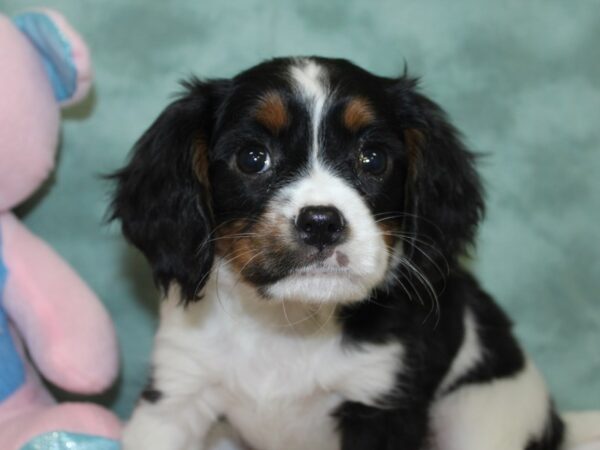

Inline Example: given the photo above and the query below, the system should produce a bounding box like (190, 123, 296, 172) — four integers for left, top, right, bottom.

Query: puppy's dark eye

(358, 149, 387, 175)
(237, 148, 272, 174)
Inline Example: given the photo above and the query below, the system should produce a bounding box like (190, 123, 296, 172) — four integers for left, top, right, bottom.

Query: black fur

(336, 270, 532, 449)
(109, 80, 229, 301)
(396, 88, 484, 283)
(140, 376, 162, 404)
(526, 411, 565, 450)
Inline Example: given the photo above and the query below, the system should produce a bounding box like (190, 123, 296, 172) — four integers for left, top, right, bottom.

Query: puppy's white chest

(217, 321, 401, 450)
(213, 316, 344, 450)
(163, 280, 403, 450)
(223, 388, 341, 450)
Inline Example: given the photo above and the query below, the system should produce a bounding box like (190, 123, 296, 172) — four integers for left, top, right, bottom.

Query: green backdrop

(3, 0, 599, 419)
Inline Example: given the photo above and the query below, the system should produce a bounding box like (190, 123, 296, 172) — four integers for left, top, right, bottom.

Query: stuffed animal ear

(12, 9, 92, 107)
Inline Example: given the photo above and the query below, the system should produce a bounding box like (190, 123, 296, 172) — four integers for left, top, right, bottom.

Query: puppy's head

(111, 57, 483, 305)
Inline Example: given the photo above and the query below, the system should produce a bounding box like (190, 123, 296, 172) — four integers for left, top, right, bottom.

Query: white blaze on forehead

(289, 59, 328, 164)
(265, 60, 390, 303)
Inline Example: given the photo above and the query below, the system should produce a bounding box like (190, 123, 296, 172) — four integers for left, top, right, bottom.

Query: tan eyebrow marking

(255, 91, 289, 134)
(343, 97, 376, 132)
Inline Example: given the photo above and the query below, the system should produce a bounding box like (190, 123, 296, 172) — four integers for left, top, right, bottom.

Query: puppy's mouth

(214, 215, 389, 303)
(292, 264, 352, 277)
(272, 250, 354, 280)
(295, 266, 350, 274)
(290, 249, 352, 275)
(220, 238, 357, 289)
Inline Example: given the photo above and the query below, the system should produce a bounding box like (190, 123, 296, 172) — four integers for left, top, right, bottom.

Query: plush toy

(0, 9, 121, 450)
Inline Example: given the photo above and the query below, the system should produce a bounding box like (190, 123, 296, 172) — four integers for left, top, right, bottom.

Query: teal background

(3, 0, 598, 419)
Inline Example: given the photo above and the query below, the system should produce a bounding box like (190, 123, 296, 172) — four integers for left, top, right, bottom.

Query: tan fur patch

(214, 219, 252, 256)
(214, 219, 259, 274)
(377, 220, 399, 250)
(343, 97, 375, 132)
(214, 215, 291, 278)
(255, 91, 288, 134)
(193, 135, 209, 183)
(403, 129, 425, 181)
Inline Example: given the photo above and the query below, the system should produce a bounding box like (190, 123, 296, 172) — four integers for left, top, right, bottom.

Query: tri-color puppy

(111, 57, 594, 450)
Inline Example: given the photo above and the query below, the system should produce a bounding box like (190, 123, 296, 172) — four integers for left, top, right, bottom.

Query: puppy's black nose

(295, 206, 346, 250)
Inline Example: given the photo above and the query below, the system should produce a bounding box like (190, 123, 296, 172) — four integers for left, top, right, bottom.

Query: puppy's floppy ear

(109, 79, 229, 303)
(392, 77, 484, 273)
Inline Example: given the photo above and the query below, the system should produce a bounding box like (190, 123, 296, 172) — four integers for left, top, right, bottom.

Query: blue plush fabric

(3, 0, 599, 419)
(13, 12, 77, 102)
(20, 432, 120, 450)
(0, 226, 26, 402)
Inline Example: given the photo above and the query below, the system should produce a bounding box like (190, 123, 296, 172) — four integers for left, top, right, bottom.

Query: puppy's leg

(123, 398, 216, 450)
(431, 360, 562, 450)
(123, 286, 229, 450)
(122, 344, 221, 450)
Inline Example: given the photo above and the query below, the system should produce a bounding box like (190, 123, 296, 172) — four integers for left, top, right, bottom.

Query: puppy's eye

(358, 149, 387, 175)
(237, 148, 272, 174)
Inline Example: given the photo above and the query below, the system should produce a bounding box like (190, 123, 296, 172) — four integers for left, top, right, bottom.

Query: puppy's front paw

(122, 406, 193, 450)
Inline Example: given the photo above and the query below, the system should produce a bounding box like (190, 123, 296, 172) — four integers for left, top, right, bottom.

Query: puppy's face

(111, 57, 483, 305)
(210, 59, 407, 303)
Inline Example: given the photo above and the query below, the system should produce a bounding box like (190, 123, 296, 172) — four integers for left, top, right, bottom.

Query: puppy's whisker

(201, 233, 261, 249)
(378, 230, 446, 260)
(373, 215, 413, 224)
(365, 295, 399, 311)
(193, 247, 258, 300)
(375, 230, 450, 289)
(398, 256, 440, 326)
(278, 301, 324, 330)
(398, 267, 425, 307)
(374, 212, 446, 237)
(387, 235, 449, 282)
(311, 301, 337, 338)
(196, 217, 265, 253)
(379, 247, 420, 304)
(281, 297, 293, 330)
(232, 250, 266, 289)
(382, 232, 445, 259)
(213, 249, 267, 321)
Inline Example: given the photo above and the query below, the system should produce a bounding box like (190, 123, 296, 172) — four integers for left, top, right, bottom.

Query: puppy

(111, 56, 571, 450)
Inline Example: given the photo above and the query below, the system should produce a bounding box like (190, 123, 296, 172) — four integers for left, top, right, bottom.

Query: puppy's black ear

(109, 79, 229, 303)
(392, 77, 484, 274)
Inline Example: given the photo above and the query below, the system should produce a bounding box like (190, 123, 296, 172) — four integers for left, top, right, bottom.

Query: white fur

(264, 165, 390, 303)
(430, 359, 551, 450)
(431, 308, 556, 449)
(563, 411, 600, 448)
(437, 308, 482, 395)
(290, 59, 328, 164)
(123, 266, 404, 450)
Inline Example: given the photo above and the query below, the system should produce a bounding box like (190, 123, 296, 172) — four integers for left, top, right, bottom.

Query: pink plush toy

(0, 9, 121, 450)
